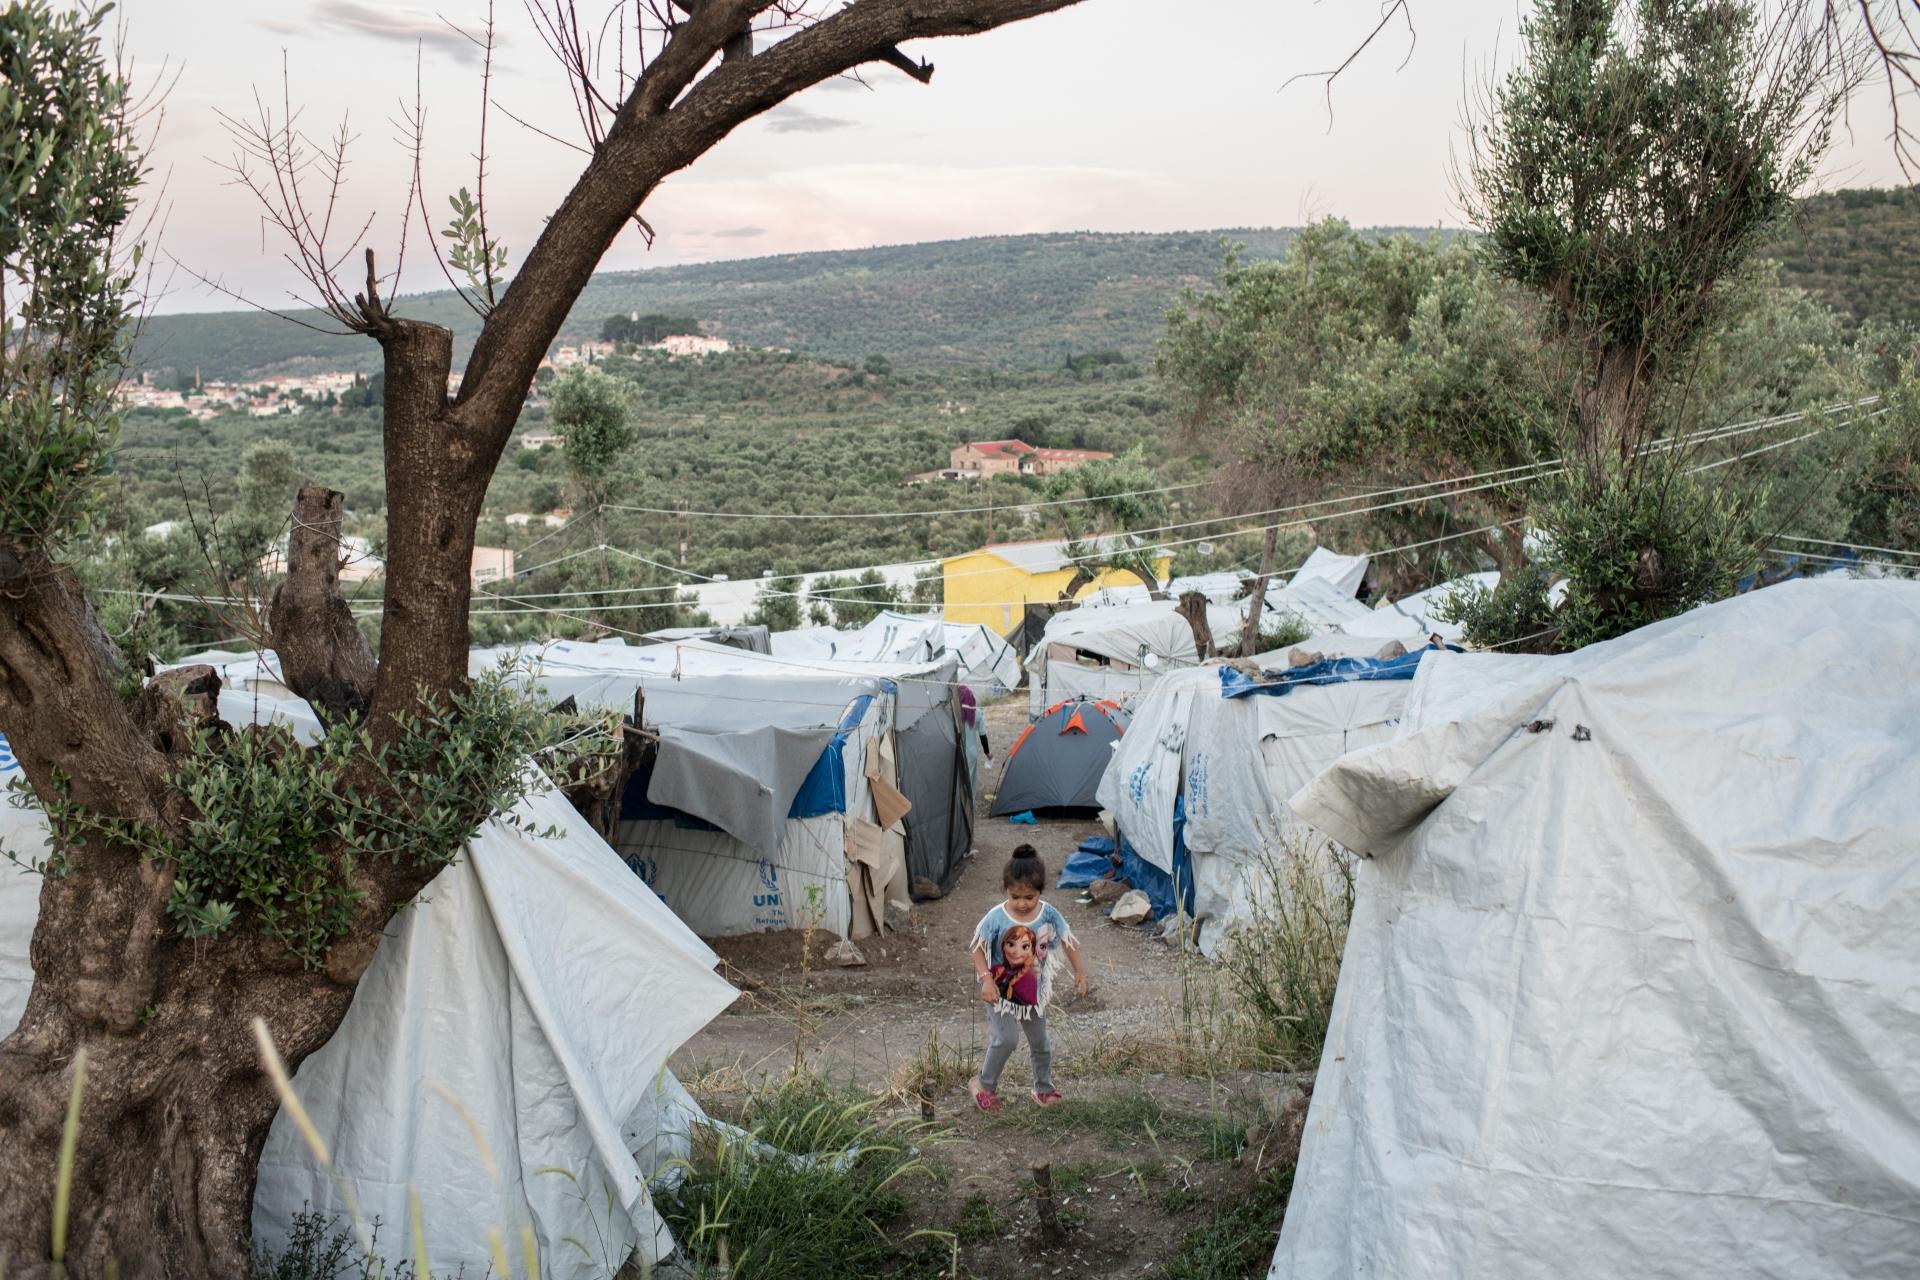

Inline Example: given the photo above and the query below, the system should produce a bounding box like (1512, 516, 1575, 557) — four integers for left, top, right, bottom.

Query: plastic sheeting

(1342, 571, 1500, 644)
(645, 679, 856, 859)
(1077, 570, 1254, 609)
(1024, 599, 1243, 717)
(0, 730, 46, 1032)
(1289, 546, 1370, 597)
(1097, 663, 1412, 955)
(256, 784, 737, 1279)
(481, 640, 974, 929)
(1268, 576, 1378, 632)
(1272, 579, 1920, 1280)
(1219, 649, 1432, 698)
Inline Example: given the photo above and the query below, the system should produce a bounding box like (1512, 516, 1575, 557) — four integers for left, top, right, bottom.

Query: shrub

(1217, 832, 1354, 1073)
(659, 1076, 938, 1279)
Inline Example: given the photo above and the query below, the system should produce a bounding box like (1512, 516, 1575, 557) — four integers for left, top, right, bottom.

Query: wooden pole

(1031, 1160, 1063, 1242)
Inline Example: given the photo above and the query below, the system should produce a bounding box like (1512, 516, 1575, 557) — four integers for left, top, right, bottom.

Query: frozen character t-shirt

(971, 902, 1074, 1019)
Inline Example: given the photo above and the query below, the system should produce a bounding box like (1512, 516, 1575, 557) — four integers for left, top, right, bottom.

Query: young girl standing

(968, 845, 1090, 1110)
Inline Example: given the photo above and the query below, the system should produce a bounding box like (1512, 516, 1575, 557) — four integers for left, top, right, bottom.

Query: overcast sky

(125, 0, 1911, 314)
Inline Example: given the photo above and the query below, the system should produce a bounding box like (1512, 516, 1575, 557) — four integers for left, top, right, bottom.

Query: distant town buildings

(469, 546, 516, 585)
(654, 334, 731, 357)
(120, 369, 365, 420)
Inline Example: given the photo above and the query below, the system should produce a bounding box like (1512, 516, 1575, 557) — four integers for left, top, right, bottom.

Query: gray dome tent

(988, 697, 1129, 816)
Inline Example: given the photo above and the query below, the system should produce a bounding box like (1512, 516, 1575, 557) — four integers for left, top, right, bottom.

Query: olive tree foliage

(807, 567, 904, 627)
(551, 362, 641, 616)
(552, 363, 641, 510)
(1826, 331, 1920, 555)
(1444, 0, 1856, 651)
(1460, 0, 1845, 461)
(1048, 444, 1179, 599)
(0, 0, 144, 549)
(1158, 221, 1565, 617)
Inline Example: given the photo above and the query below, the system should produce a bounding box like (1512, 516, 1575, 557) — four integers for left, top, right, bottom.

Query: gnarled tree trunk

(1238, 523, 1280, 656)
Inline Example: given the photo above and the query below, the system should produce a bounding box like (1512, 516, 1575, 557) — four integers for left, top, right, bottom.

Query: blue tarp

(1060, 840, 1120, 889)
(1118, 796, 1195, 921)
(789, 693, 873, 818)
(1060, 850, 1116, 889)
(1219, 649, 1435, 698)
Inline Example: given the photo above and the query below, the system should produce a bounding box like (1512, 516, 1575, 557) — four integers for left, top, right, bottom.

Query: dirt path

(672, 699, 1187, 1093)
(668, 699, 1290, 1280)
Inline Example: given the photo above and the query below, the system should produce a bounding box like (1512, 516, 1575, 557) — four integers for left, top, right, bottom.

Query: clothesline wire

(708, 399, 1886, 606)
(1771, 533, 1920, 560)
(475, 397, 1873, 611)
(115, 397, 1885, 620)
(1759, 546, 1914, 571)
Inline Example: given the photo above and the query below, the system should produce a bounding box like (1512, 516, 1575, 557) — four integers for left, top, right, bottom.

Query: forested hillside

(135, 186, 1916, 383)
(134, 227, 1328, 379)
(1759, 185, 1920, 330)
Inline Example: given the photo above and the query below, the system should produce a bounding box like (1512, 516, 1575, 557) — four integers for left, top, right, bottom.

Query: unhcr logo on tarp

(753, 858, 780, 907)
(0, 733, 17, 773)
(753, 858, 788, 928)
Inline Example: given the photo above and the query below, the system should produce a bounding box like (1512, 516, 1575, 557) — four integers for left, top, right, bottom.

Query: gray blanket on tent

(642, 677, 877, 856)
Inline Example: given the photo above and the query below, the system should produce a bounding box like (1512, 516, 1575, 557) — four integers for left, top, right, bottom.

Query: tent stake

(1031, 1160, 1063, 1242)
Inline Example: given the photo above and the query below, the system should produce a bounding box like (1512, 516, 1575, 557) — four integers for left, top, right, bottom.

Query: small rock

(911, 876, 945, 900)
(826, 939, 867, 967)
(1253, 1070, 1317, 1126)
(1087, 877, 1130, 905)
(884, 898, 914, 933)
(1108, 890, 1152, 926)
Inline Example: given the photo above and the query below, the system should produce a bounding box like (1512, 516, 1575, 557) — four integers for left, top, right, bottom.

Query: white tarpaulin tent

(1272, 579, 1920, 1280)
(0, 691, 737, 1280)
(1095, 636, 1420, 956)
(1025, 598, 1245, 717)
(1289, 546, 1370, 597)
(1076, 570, 1254, 608)
(770, 613, 1021, 698)
(1340, 571, 1501, 645)
(480, 637, 973, 928)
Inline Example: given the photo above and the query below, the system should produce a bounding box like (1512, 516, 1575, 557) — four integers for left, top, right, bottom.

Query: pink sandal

(970, 1076, 1002, 1112)
(1032, 1090, 1063, 1107)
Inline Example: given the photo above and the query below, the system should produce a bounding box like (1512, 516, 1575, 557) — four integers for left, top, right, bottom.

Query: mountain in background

(133, 188, 1917, 383)
(132, 227, 1348, 380)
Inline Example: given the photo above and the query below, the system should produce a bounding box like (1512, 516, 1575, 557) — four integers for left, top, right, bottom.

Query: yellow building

(941, 538, 1174, 634)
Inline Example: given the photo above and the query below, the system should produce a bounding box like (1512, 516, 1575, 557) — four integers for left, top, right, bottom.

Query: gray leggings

(980, 1006, 1054, 1094)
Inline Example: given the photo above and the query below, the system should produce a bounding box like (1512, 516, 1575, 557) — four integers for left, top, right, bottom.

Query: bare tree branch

(1282, 0, 1416, 129)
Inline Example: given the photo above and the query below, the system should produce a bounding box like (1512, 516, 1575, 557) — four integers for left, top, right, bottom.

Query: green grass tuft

(951, 1192, 1007, 1243)
(660, 1074, 942, 1279)
(1162, 1167, 1295, 1280)
(986, 1086, 1204, 1148)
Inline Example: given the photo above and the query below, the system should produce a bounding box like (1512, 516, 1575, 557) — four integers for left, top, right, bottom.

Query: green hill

(133, 188, 1916, 383)
(134, 227, 1435, 380)
(1758, 185, 1920, 330)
